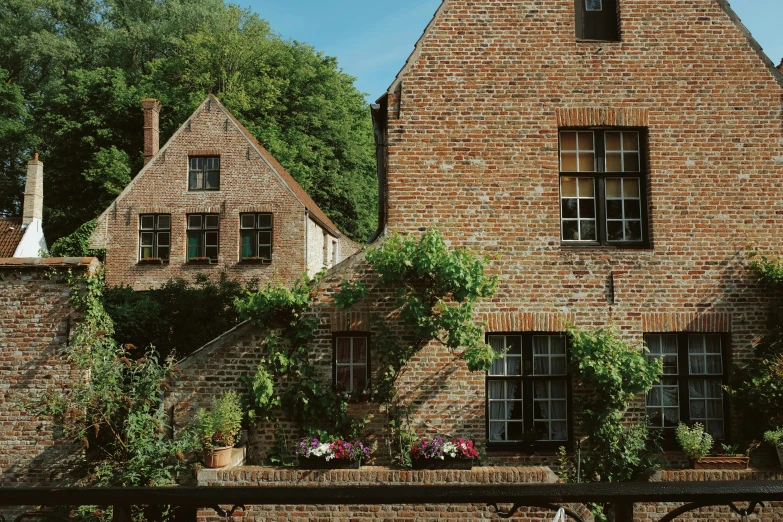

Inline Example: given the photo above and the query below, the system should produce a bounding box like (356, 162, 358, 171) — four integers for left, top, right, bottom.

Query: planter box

(204, 446, 233, 469)
(411, 459, 474, 470)
(298, 457, 361, 470)
(693, 456, 749, 470)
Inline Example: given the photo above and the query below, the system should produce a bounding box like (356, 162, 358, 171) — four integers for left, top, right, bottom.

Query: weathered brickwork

(0, 258, 98, 491)
(90, 95, 357, 291)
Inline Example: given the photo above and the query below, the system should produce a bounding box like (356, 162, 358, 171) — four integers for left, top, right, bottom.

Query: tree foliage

(0, 0, 377, 241)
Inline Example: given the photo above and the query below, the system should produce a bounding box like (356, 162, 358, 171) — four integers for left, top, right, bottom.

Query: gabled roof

(383, 0, 783, 99)
(0, 218, 24, 257)
(91, 95, 341, 248)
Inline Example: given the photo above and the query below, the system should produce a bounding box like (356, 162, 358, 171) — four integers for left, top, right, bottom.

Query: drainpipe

(367, 96, 388, 244)
(305, 209, 310, 276)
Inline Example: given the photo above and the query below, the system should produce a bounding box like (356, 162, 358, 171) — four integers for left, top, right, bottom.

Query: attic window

(188, 156, 220, 191)
(575, 0, 619, 41)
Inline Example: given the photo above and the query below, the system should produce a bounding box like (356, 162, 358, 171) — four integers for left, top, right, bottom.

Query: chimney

(22, 153, 43, 225)
(141, 98, 162, 165)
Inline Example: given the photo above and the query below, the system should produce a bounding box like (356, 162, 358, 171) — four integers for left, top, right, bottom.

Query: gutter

(367, 96, 389, 244)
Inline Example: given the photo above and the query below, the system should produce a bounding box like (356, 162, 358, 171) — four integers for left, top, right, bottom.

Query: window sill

(237, 258, 272, 265)
(575, 38, 621, 43)
(560, 242, 652, 251)
(137, 259, 167, 266)
(186, 189, 221, 192)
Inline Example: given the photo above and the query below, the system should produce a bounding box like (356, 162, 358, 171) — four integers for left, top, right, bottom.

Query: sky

(242, 1, 783, 102)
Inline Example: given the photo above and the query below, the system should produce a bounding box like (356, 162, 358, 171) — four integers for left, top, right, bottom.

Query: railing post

(112, 505, 132, 522)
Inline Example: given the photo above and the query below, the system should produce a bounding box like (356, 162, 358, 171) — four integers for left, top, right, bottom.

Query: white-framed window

(138, 214, 171, 262)
(334, 335, 369, 394)
(186, 213, 219, 261)
(239, 213, 272, 260)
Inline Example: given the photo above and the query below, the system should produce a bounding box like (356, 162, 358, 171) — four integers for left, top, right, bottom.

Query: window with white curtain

(487, 334, 569, 450)
(645, 333, 728, 443)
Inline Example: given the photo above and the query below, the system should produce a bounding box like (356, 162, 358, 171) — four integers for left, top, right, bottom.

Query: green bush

(676, 423, 713, 461)
(764, 428, 783, 448)
(194, 391, 244, 449)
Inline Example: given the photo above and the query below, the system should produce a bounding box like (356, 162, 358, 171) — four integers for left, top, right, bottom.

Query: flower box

(137, 258, 163, 265)
(188, 257, 217, 265)
(295, 437, 371, 470)
(692, 456, 749, 470)
(298, 456, 361, 470)
(411, 458, 474, 470)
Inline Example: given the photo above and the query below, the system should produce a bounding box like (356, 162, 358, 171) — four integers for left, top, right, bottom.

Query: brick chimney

(22, 153, 43, 225)
(141, 98, 162, 165)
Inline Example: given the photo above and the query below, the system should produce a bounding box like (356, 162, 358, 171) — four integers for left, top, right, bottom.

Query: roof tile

(0, 218, 25, 257)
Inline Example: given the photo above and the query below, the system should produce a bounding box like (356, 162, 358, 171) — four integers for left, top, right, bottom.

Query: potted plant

(764, 428, 783, 466)
(295, 437, 372, 469)
(676, 423, 749, 470)
(239, 256, 270, 264)
(409, 436, 479, 469)
(194, 391, 243, 469)
(188, 256, 216, 265)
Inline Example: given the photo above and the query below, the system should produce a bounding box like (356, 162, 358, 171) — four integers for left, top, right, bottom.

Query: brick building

(0, 258, 99, 495)
(89, 95, 359, 290)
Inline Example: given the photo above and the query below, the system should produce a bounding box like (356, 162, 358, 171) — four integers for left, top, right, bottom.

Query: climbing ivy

(336, 229, 498, 465)
(235, 272, 365, 461)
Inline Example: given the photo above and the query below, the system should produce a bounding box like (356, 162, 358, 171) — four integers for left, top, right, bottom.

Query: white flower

(443, 441, 458, 458)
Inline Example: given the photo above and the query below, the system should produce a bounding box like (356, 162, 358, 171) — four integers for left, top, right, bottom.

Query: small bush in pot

(764, 428, 783, 466)
(194, 391, 243, 468)
(676, 423, 713, 462)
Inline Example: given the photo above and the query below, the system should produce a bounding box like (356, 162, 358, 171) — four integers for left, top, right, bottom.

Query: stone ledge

(656, 468, 783, 481)
(199, 466, 557, 487)
(0, 257, 100, 269)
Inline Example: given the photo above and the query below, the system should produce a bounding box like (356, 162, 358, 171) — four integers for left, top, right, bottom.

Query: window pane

(550, 356, 567, 375)
(241, 231, 254, 258)
(562, 199, 578, 219)
(187, 232, 201, 260)
(577, 178, 594, 197)
(258, 246, 272, 260)
(156, 247, 169, 261)
(624, 153, 640, 172)
(140, 232, 154, 247)
(606, 178, 622, 198)
(205, 231, 218, 247)
(188, 215, 202, 229)
(488, 381, 504, 399)
(623, 178, 640, 197)
(560, 131, 577, 150)
(336, 338, 351, 362)
(258, 214, 272, 228)
(534, 357, 549, 375)
(336, 367, 350, 392)
(506, 336, 522, 354)
(205, 171, 219, 189)
(354, 338, 367, 362)
(506, 357, 522, 376)
(507, 422, 523, 441)
(140, 246, 153, 259)
(562, 220, 579, 241)
(624, 200, 641, 219)
(561, 177, 577, 197)
(353, 368, 366, 393)
(550, 336, 566, 354)
(579, 199, 595, 219)
(157, 215, 171, 230)
(626, 221, 642, 241)
(605, 132, 621, 151)
(606, 200, 623, 219)
(585, 0, 602, 11)
(157, 232, 170, 247)
(259, 231, 272, 246)
(578, 152, 595, 172)
(189, 171, 202, 190)
(241, 214, 256, 229)
(606, 153, 622, 172)
(205, 246, 218, 260)
(580, 220, 596, 241)
(489, 422, 506, 441)
(190, 157, 202, 170)
(624, 132, 639, 150)
(205, 215, 219, 229)
(577, 132, 594, 151)
(561, 153, 577, 172)
(140, 215, 154, 230)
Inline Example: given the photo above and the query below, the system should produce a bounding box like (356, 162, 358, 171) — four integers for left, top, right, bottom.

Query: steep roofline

(381, 0, 783, 101)
(90, 95, 343, 248)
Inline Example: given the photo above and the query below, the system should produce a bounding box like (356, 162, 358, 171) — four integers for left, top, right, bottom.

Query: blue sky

(242, 1, 783, 102)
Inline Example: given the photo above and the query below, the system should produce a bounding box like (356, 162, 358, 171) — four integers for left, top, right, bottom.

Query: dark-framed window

(333, 334, 370, 394)
(240, 213, 273, 260)
(186, 214, 219, 261)
(559, 129, 648, 247)
(188, 156, 220, 191)
(575, 0, 619, 41)
(645, 333, 730, 445)
(139, 214, 170, 262)
(486, 334, 570, 451)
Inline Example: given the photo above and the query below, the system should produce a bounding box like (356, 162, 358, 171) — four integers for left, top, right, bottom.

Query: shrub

(194, 391, 244, 449)
(764, 428, 783, 448)
(676, 423, 713, 461)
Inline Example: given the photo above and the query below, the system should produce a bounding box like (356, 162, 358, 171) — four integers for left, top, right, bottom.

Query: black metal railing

(1, 481, 782, 522)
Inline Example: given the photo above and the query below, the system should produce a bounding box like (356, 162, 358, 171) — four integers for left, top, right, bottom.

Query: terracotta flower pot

(692, 456, 749, 470)
(203, 446, 233, 468)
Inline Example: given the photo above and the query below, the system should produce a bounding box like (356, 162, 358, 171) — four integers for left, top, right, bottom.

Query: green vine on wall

(335, 229, 499, 464)
(235, 272, 365, 462)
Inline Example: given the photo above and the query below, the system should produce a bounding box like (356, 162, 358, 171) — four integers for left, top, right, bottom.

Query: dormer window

(188, 156, 220, 191)
(575, 0, 619, 41)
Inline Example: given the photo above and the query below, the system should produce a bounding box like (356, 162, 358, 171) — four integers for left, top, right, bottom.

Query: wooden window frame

(188, 156, 220, 191)
(559, 128, 650, 249)
(186, 213, 220, 262)
(239, 213, 273, 261)
(644, 333, 732, 449)
(332, 333, 371, 396)
(486, 333, 573, 453)
(138, 214, 171, 262)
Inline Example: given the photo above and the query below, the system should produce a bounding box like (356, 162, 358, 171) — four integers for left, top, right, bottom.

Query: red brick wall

(98, 98, 317, 290)
(0, 258, 97, 492)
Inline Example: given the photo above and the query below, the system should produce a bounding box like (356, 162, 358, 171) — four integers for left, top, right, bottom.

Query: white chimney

(23, 153, 43, 226)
